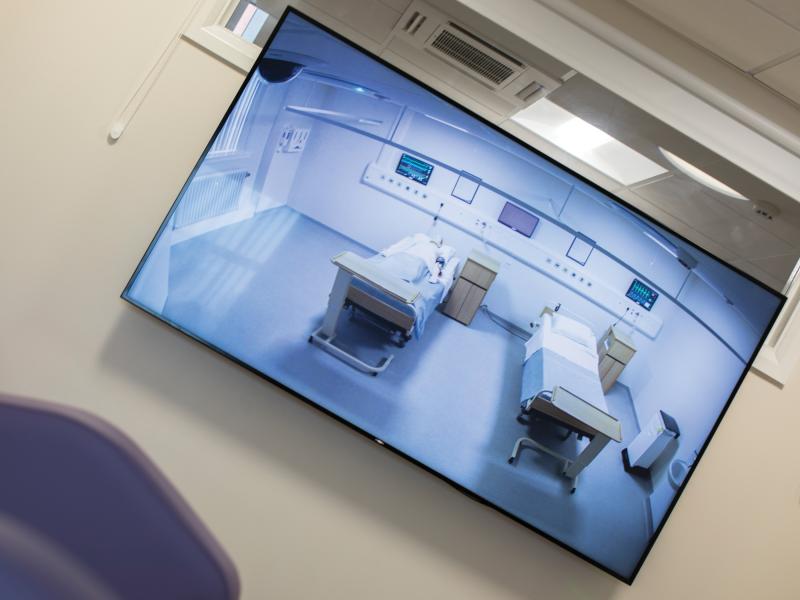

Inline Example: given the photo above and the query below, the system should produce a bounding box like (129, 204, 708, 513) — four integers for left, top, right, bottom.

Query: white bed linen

(524, 313, 599, 373)
(380, 233, 459, 296)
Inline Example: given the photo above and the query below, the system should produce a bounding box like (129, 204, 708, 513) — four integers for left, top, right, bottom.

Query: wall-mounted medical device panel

(362, 162, 663, 338)
(396, 153, 434, 185)
(626, 278, 659, 311)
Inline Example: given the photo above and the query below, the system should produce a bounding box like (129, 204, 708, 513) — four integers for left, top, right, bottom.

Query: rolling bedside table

(598, 325, 636, 393)
(443, 250, 500, 325)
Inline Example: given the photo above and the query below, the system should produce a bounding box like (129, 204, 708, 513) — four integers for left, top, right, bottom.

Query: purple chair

(0, 393, 240, 600)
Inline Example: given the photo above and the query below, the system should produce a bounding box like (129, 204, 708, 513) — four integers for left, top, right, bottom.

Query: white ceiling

(626, 0, 800, 106)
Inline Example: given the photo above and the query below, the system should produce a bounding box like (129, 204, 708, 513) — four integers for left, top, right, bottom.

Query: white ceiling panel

(749, 252, 800, 280)
(729, 258, 784, 290)
(379, 0, 413, 13)
(701, 217, 796, 259)
(627, 0, 800, 71)
(750, 0, 800, 30)
(632, 173, 796, 261)
(632, 173, 737, 226)
(304, 0, 403, 43)
(756, 54, 800, 105)
(620, 189, 739, 261)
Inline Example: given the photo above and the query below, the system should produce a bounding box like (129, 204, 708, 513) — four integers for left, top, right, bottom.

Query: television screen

(123, 8, 784, 583)
(498, 201, 539, 237)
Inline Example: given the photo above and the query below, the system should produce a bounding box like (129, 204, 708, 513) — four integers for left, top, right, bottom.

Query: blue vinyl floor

(158, 205, 652, 578)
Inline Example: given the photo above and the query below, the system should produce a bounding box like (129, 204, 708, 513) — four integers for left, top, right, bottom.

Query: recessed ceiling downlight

(659, 147, 748, 201)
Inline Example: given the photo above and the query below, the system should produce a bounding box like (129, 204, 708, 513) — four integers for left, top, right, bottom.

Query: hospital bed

(310, 234, 459, 375)
(508, 307, 622, 493)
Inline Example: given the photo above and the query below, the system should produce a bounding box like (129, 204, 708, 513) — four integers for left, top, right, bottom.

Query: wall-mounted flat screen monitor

(396, 153, 433, 185)
(122, 8, 785, 584)
(498, 201, 539, 238)
(627, 278, 659, 311)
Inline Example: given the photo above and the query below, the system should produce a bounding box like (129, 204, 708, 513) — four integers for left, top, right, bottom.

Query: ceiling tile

(632, 173, 734, 226)
(729, 258, 785, 289)
(621, 189, 739, 261)
(700, 217, 796, 259)
(627, 0, 800, 70)
(379, 0, 412, 13)
(304, 0, 402, 43)
(635, 174, 797, 260)
(749, 253, 800, 281)
(750, 0, 800, 30)
(756, 54, 800, 104)
(659, 155, 800, 250)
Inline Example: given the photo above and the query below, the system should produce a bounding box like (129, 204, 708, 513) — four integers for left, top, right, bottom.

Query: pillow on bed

(551, 314, 595, 349)
(382, 253, 428, 282)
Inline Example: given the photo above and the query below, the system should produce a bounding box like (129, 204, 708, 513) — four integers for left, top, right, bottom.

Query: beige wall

(1, 2, 798, 598)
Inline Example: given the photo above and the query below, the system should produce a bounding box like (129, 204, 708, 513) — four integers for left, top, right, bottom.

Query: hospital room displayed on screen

(123, 8, 783, 584)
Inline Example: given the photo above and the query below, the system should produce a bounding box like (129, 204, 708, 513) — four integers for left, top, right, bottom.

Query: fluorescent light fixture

(511, 99, 667, 186)
(658, 147, 748, 201)
(423, 113, 469, 134)
(641, 229, 698, 269)
(286, 106, 383, 126)
(555, 118, 613, 152)
(301, 71, 387, 100)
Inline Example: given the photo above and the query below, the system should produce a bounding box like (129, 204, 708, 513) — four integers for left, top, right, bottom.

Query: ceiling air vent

(386, 1, 563, 116)
(424, 22, 525, 89)
(515, 81, 544, 102)
(401, 10, 427, 35)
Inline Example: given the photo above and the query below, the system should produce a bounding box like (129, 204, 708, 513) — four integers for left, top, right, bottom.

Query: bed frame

(345, 284, 415, 346)
(509, 385, 622, 493)
(309, 251, 420, 375)
(507, 307, 622, 493)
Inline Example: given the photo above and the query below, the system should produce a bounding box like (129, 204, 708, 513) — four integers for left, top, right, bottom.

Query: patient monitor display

(626, 279, 659, 311)
(122, 9, 784, 584)
(396, 153, 433, 185)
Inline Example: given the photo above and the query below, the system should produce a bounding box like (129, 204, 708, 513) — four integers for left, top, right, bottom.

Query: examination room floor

(161, 205, 652, 576)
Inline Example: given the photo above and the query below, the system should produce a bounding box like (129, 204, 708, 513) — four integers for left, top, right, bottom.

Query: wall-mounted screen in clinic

(626, 279, 659, 311)
(498, 201, 539, 238)
(122, 8, 785, 584)
(396, 153, 434, 185)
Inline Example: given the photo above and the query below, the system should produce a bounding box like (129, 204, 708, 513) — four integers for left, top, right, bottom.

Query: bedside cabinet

(598, 325, 636, 393)
(443, 250, 500, 325)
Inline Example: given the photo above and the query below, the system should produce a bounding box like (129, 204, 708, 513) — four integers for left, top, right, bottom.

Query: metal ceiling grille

(430, 29, 515, 84)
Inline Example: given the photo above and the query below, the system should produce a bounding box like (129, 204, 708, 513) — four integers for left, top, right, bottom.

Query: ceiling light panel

(512, 99, 667, 186)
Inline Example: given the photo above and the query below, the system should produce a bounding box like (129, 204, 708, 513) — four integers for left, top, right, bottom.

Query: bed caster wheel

(570, 488, 576, 495)
(308, 336, 314, 343)
(507, 457, 514, 464)
(371, 372, 378, 377)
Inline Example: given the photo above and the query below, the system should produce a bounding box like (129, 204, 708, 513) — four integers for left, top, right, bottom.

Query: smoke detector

(752, 201, 779, 221)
